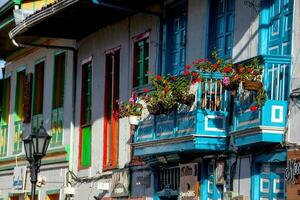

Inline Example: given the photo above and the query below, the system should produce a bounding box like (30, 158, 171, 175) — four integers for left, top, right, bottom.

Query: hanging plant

(192, 51, 266, 108)
(118, 94, 143, 125)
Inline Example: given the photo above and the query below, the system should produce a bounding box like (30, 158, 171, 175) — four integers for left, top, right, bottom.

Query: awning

(9, 0, 161, 42)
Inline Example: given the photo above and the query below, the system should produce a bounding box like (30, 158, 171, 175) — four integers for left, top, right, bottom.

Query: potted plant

(192, 52, 266, 108)
(142, 70, 199, 115)
(118, 94, 143, 125)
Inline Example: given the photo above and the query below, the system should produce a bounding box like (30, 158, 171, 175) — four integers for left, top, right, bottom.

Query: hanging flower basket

(242, 80, 263, 91)
(128, 115, 141, 125)
(176, 93, 195, 106)
(147, 103, 177, 115)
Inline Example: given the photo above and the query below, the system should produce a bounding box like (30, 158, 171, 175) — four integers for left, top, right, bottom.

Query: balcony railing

(13, 121, 23, 154)
(134, 73, 230, 154)
(50, 107, 64, 147)
(32, 114, 43, 132)
(0, 125, 8, 157)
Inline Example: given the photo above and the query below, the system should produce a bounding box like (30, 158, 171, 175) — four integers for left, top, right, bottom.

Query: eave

(9, 0, 161, 43)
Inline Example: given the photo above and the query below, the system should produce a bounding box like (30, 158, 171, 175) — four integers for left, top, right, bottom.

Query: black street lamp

(23, 124, 51, 200)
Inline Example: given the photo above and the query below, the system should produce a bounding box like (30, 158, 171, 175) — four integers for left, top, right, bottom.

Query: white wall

(232, 0, 259, 62)
(288, 0, 300, 144)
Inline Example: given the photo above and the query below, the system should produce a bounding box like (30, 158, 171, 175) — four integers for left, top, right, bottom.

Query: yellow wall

(21, 0, 56, 10)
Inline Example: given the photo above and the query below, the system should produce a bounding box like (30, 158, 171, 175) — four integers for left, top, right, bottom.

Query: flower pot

(128, 115, 141, 125)
(242, 80, 263, 91)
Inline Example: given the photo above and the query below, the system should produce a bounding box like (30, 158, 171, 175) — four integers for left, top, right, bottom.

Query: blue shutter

(209, 0, 235, 58)
(166, 3, 187, 74)
(267, 0, 293, 55)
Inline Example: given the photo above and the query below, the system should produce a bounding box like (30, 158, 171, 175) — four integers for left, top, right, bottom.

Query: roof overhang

(9, 0, 161, 43)
(0, 1, 19, 60)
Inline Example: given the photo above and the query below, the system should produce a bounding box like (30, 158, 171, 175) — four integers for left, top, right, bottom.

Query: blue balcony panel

(231, 55, 290, 147)
(232, 126, 284, 147)
(134, 135, 227, 157)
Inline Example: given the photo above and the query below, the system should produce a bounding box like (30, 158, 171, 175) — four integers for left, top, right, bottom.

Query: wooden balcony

(133, 74, 231, 157)
(231, 55, 291, 147)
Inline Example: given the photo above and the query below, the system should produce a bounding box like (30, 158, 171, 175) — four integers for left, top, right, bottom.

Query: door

(103, 49, 120, 169)
(259, 163, 285, 200)
(207, 161, 222, 200)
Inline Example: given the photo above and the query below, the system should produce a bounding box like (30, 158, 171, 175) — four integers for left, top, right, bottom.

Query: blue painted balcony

(231, 55, 291, 147)
(133, 74, 231, 157)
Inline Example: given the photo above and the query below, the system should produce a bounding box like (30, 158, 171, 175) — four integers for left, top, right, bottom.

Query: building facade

(0, 0, 300, 200)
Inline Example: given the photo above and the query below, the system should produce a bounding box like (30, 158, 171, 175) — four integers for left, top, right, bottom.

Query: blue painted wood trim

(251, 162, 260, 200)
(201, 162, 208, 200)
(234, 132, 284, 147)
(204, 0, 211, 58)
(253, 150, 286, 163)
(258, 0, 270, 55)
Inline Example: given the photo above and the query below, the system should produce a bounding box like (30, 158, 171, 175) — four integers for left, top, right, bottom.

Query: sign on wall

(110, 168, 130, 197)
(285, 159, 300, 184)
(179, 163, 199, 200)
(12, 166, 26, 191)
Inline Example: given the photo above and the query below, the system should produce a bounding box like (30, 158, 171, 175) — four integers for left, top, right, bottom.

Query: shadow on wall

(232, 0, 260, 62)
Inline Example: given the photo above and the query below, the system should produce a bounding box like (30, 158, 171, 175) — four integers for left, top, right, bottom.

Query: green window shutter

(81, 126, 91, 167)
(133, 38, 149, 87)
(0, 78, 10, 157)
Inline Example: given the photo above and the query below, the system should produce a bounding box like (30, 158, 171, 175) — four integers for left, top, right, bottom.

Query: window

(103, 49, 120, 170)
(79, 60, 92, 168)
(158, 167, 180, 191)
(14, 70, 26, 154)
(133, 34, 149, 88)
(51, 52, 66, 147)
(0, 77, 10, 157)
(165, 0, 187, 74)
(208, 0, 235, 58)
(32, 60, 45, 131)
(264, 0, 293, 55)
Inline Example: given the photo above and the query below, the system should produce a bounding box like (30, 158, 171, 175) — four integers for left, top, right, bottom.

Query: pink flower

(143, 88, 150, 93)
(250, 105, 257, 112)
(222, 77, 230, 86)
(129, 97, 135, 104)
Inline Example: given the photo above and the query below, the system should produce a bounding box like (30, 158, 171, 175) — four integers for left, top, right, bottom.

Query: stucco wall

(288, 0, 300, 144)
(232, 0, 259, 62)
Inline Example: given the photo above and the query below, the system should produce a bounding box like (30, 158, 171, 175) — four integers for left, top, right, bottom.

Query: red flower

(143, 88, 150, 93)
(250, 105, 257, 112)
(185, 64, 191, 70)
(234, 74, 240, 81)
(224, 66, 232, 73)
(192, 80, 196, 85)
(196, 77, 201, 82)
(164, 88, 169, 93)
(247, 68, 253, 73)
(173, 76, 177, 81)
(184, 70, 189, 76)
(192, 72, 198, 77)
(239, 67, 245, 73)
(156, 75, 162, 81)
(213, 64, 218, 69)
(197, 59, 204, 63)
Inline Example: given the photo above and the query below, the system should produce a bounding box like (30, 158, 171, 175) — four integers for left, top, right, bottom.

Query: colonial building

(0, 0, 299, 200)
